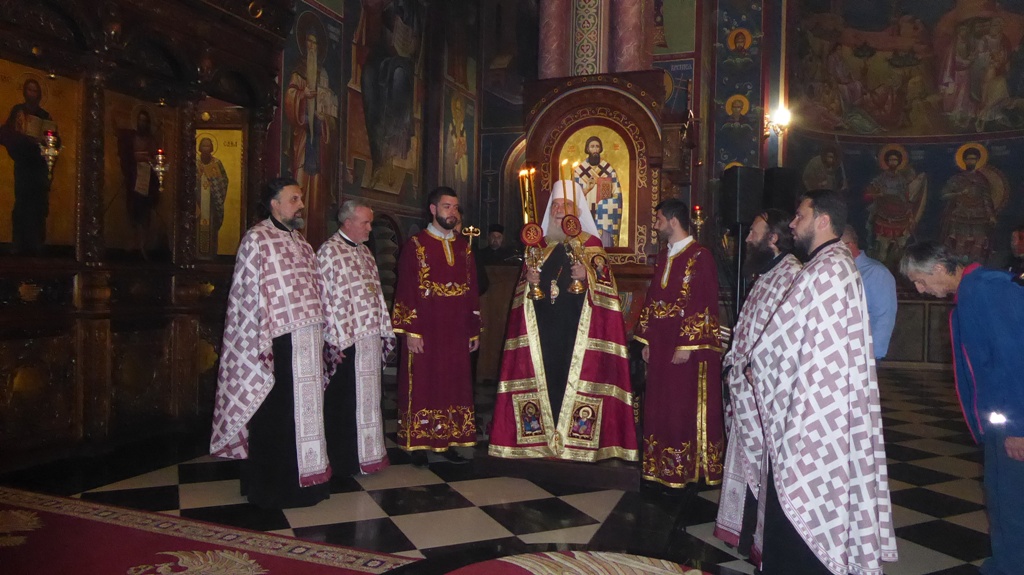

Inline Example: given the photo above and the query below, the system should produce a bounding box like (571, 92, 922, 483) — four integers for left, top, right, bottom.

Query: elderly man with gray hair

(901, 241, 1024, 575)
(317, 198, 395, 476)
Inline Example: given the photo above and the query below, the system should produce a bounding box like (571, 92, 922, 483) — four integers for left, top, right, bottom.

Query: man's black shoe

(442, 449, 470, 464)
(410, 451, 429, 468)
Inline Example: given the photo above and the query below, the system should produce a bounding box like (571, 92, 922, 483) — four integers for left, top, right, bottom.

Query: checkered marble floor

(0, 368, 988, 574)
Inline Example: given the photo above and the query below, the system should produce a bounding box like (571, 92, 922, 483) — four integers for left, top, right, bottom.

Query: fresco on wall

(0, 62, 79, 255)
(103, 92, 178, 259)
(346, 0, 425, 197)
(713, 4, 764, 175)
(653, 0, 697, 55)
(481, 0, 538, 130)
(282, 4, 343, 222)
(444, 0, 478, 92)
(789, 134, 1023, 268)
(786, 1, 1024, 272)
(653, 58, 694, 123)
(794, 0, 1024, 136)
(441, 86, 475, 207)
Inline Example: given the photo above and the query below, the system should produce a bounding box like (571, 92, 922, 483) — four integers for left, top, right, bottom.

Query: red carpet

(0, 486, 413, 575)
(447, 551, 711, 575)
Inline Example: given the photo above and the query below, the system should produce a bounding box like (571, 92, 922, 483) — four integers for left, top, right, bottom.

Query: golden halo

(578, 406, 593, 419)
(725, 94, 750, 115)
(877, 144, 909, 171)
(728, 28, 752, 51)
(129, 104, 158, 132)
(661, 69, 674, 102)
(955, 142, 988, 171)
(16, 72, 47, 102)
(295, 11, 328, 66)
(195, 132, 219, 154)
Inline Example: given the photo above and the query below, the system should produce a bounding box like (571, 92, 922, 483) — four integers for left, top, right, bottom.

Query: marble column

(611, 0, 646, 72)
(539, 0, 570, 79)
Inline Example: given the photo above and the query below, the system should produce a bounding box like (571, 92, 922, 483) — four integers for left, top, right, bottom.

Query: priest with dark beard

(715, 208, 801, 555)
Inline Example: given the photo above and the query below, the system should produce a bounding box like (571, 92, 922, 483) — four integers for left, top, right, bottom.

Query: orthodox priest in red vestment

(489, 181, 637, 462)
(392, 188, 481, 457)
(634, 199, 725, 489)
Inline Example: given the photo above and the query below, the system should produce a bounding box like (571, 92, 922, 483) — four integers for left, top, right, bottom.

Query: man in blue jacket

(901, 241, 1024, 575)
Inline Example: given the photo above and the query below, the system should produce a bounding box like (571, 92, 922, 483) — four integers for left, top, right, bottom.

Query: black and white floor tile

(0, 369, 989, 574)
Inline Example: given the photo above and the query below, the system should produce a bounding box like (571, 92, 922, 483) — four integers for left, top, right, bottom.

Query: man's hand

(671, 349, 691, 364)
(744, 366, 753, 385)
(526, 269, 540, 284)
(641, 345, 649, 363)
(570, 262, 587, 281)
(1006, 436, 1024, 461)
(407, 335, 424, 354)
(469, 339, 480, 352)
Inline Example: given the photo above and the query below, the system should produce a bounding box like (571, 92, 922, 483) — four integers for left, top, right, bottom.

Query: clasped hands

(525, 263, 586, 285)
(405, 335, 478, 354)
(641, 345, 691, 365)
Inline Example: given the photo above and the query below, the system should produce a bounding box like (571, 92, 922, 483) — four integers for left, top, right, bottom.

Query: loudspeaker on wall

(720, 166, 764, 225)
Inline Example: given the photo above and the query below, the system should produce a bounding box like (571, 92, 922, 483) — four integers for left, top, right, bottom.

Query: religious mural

(789, 136, 1022, 268)
(282, 4, 343, 226)
(439, 0, 480, 230)
(713, 5, 764, 174)
(441, 86, 475, 208)
(481, 0, 538, 130)
(345, 0, 425, 197)
(794, 1, 1024, 137)
(787, 1, 1024, 270)
(102, 92, 178, 259)
(652, 58, 694, 123)
(0, 61, 79, 255)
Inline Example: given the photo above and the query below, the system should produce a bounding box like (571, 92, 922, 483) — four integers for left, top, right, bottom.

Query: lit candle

(518, 169, 529, 223)
(560, 159, 569, 211)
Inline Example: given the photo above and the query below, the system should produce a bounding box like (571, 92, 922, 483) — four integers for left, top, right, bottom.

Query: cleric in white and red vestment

(714, 208, 801, 555)
(488, 181, 637, 463)
(391, 187, 481, 465)
(318, 199, 395, 476)
(747, 190, 896, 575)
(210, 177, 331, 509)
(633, 198, 724, 489)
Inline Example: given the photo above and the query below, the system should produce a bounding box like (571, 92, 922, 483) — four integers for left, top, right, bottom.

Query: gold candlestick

(692, 204, 705, 238)
(153, 148, 168, 192)
(39, 130, 60, 181)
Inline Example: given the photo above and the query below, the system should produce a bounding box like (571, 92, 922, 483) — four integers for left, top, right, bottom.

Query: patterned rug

(447, 551, 710, 575)
(0, 486, 414, 574)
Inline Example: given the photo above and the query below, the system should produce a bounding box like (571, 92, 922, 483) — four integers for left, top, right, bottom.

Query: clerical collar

(269, 216, 290, 232)
(339, 230, 357, 247)
(758, 251, 788, 275)
(808, 237, 841, 260)
(667, 235, 695, 258)
(427, 222, 454, 239)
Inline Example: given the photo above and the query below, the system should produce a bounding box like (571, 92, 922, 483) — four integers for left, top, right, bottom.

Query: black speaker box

(763, 167, 801, 212)
(720, 166, 764, 225)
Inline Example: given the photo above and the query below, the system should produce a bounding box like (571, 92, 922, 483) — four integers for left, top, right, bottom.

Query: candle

(571, 161, 580, 216)
(157, 148, 164, 155)
(527, 167, 537, 222)
(518, 170, 529, 223)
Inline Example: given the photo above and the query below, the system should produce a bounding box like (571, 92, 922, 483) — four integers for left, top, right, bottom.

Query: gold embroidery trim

(498, 378, 537, 393)
(679, 307, 721, 343)
(397, 405, 477, 445)
(392, 302, 417, 327)
(577, 380, 632, 406)
(413, 237, 470, 297)
(503, 335, 531, 351)
(585, 338, 628, 358)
